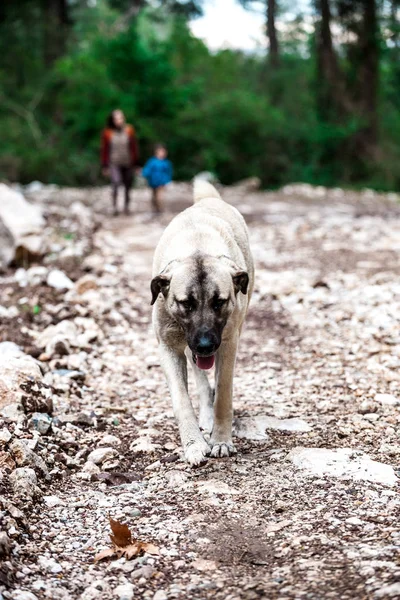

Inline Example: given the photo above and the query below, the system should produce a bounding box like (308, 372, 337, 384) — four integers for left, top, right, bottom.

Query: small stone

(375, 583, 400, 598)
(114, 582, 134, 600)
(376, 393, 399, 406)
(99, 434, 121, 446)
(81, 461, 101, 475)
(9, 467, 39, 499)
(346, 517, 364, 526)
(11, 591, 38, 600)
(0, 428, 12, 447)
(29, 413, 52, 435)
(0, 451, 16, 471)
(46, 269, 74, 290)
(74, 274, 99, 295)
(87, 447, 118, 465)
(43, 495, 63, 508)
(132, 566, 155, 579)
(38, 556, 63, 574)
(153, 591, 168, 600)
(0, 531, 11, 557)
(191, 558, 217, 571)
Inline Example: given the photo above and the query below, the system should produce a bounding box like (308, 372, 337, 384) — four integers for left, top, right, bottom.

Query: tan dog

(151, 181, 254, 466)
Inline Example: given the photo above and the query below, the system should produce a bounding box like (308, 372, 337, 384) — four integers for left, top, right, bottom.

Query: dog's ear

(232, 271, 249, 295)
(150, 274, 170, 305)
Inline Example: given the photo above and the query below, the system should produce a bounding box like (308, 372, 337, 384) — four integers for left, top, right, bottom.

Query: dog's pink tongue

(196, 355, 215, 370)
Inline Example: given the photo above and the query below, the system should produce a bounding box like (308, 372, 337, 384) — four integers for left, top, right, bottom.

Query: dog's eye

(179, 300, 195, 312)
(213, 298, 227, 311)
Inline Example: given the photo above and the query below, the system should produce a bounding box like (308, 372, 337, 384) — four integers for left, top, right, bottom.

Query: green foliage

(0, 0, 400, 190)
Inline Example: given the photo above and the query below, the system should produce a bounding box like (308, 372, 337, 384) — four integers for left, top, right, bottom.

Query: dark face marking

(170, 255, 232, 355)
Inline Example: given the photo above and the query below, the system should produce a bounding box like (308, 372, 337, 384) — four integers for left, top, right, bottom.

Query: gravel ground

(1, 182, 400, 600)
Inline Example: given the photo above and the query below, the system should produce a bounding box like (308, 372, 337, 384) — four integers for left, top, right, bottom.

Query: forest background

(0, 0, 399, 190)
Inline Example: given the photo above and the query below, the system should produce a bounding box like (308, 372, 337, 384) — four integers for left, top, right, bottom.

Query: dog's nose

(195, 332, 217, 356)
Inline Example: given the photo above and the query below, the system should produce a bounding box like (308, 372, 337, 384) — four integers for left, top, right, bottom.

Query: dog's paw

(210, 441, 237, 458)
(184, 439, 211, 467)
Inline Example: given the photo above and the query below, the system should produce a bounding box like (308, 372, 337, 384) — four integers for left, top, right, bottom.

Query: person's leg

(151, 187, 159, 213)
(110, 166, 121, 215)
(152, 186, 164, 213)
(122, 167, 133, 215)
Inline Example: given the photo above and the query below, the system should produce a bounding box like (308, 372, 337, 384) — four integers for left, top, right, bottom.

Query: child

(142, 144, 172, 213)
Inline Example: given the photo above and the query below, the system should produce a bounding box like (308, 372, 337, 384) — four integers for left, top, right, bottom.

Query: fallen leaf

(93, 518, 160, 563)
(109, 517, 131, 547)
(140, 542, 160, 556)
(94, 548, 115, 563)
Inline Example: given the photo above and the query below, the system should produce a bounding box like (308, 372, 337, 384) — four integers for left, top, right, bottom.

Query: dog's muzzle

(191, 330, 219, 370)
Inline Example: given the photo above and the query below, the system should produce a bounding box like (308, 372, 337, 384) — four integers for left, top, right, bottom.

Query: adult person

(101, 109, 139, 215)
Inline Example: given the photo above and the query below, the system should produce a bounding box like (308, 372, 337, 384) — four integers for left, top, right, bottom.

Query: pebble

(153, 591, 168, 600)
(9, 467, 39, 498)
(86, 447, 118, 465)
(38, 556, 63, 574)
(114, 583, 134, 600)
(47, 269, 74, 290)
(43, 495, 63, 508)
(0, 428, 12, 447)
(29, 412, 52, 435)
(375, 393, 399, 406)
(11, 592, 38, 600)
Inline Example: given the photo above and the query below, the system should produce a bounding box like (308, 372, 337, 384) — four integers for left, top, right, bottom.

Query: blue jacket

(142, 157, 173, 188)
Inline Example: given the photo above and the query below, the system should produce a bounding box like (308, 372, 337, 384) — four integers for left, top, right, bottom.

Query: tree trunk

(41, 0, 70, 66)
(267, 0, 279, 67)
(315, 0, 351, 120)
(357, 0, 379, 155)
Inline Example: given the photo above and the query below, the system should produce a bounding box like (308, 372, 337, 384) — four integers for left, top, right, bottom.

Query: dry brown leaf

(93, 518, 160, 563)
(94, 548, 116, 563)
(123, 543, 141, 559)
(140, 542, 160, 556)
(109, 517, 132, 547)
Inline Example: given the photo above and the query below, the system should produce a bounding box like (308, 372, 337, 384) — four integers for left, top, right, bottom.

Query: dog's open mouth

(193, 353, 215, 370)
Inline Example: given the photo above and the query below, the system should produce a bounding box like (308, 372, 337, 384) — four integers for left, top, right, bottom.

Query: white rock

(81, 461, 101, 475)
(0, 428, 12, 447)
(375, 393, 399, 406)
(87, 447, 118, 465)
(0, 183, 46, 265)
(130, 437, 161, 453)
(153, 591, 168, 600)
(43, 495, 63, 508)
(0, 349, 42, 410)
(114, 583, 134, 600)
(346, 517, 364, 526)
(290, 448, 398, 485)
(38, 556, 63, 574)
(47, 269, 74, 290)
(374, 583, 400, 598)
(12, 591, 39, 600)
(99, 434, 121, 446)
(196, 479, 240, 495)
(35, 320, 78, 350)
(9, 467, 39, 498)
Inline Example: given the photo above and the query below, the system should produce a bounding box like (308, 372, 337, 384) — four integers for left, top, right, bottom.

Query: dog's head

(151, 254, 248, 370)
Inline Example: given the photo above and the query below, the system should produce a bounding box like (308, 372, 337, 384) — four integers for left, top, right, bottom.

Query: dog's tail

(193, 180, 221, 203)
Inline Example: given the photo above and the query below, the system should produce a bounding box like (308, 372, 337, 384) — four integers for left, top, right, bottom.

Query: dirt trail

(2, 183, 400, 600)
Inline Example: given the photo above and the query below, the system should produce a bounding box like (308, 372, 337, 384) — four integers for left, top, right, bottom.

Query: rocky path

(1, 182, 400, 600)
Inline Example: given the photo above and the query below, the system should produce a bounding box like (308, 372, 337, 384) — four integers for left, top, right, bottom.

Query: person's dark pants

(110, 165, 133, 214)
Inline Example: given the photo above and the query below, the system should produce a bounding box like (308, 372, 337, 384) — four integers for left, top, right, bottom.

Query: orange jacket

(101, 125, 139, 167)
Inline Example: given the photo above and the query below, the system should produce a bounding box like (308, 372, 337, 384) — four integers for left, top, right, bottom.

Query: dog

(151, 181, 254, 466)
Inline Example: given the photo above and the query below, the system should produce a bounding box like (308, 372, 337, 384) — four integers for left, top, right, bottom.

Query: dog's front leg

(159, 342, 211, 466)
(210, 336, 238, 458)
